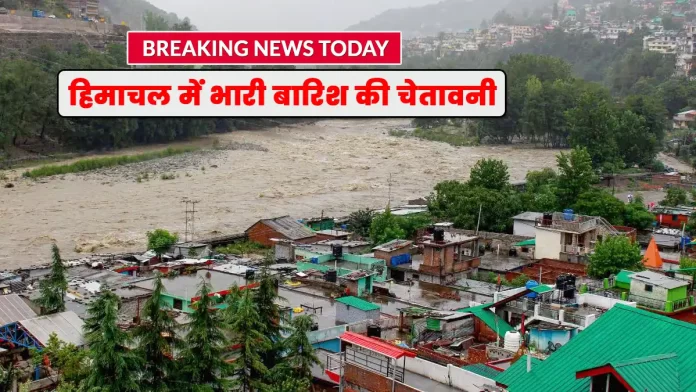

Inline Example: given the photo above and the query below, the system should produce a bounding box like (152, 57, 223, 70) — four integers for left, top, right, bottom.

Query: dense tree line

(34, 246, 320, 392)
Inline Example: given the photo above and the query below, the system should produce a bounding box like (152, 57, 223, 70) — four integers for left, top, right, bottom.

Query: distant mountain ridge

(347, 0, 552, 38)
(100, 0, 182, 30)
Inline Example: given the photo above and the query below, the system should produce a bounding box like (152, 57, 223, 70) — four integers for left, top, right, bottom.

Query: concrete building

(372, 239, 413, 264)
(335, 296, 380, 324)
(512, 212, 543, 237)
(643, 33, 680, 54)
(533, 212, 623, 263)
(245, 215, 317, 247)
(673, 109, 696, 129)
(64, 0, 99, 18)
(170, 242, 211, 258)
(418, 231, 480, 285)
(627, 270, 695, 316)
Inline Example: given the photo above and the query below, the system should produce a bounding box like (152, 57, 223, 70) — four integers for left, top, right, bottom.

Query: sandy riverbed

(0, 119, 565, 269)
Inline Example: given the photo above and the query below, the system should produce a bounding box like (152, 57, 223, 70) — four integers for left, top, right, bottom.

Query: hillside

(347, 0, 553, 37)
(100, 0, 181, 30)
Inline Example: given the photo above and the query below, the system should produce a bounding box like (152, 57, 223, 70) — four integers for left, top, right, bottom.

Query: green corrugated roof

(531, 285, 553, 294)
(336, 296, 380, 311)
(612, 354, 679, 392)
(462, 363, 502, 380)
(458, 303, 514, 338)
(495, 356, 543, 387)
(499, 304, 696, 392)
(615, 269, 635, 285)
(514, 239, 535, 247)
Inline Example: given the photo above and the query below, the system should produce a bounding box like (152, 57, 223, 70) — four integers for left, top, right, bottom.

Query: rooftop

(340, 331, 416, 359)
(19, 311, 85, 347)
(496, 304, 696, 391)
(420, 232, 478, 247)
(0, 294, 37, 325)
(513, 212, 544, 221)
(249, 216, 316, 240)
(315, 230, 351, 237)
(629, 270, 688, 289)
(335, 296, 381, 311)
(134, 269, 248, 300)
(372, 239, 413, 252)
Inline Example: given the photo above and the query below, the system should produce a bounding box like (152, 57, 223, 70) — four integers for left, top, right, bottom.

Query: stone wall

(446, 228, 532, 251)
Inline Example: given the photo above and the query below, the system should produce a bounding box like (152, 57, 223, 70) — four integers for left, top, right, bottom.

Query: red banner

(127, 31, 402, 65)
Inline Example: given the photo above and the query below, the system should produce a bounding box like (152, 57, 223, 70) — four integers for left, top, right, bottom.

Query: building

(372, 239, 413, 264)
(0, 311, 84, 351)
(335, 296, 381, 324)
(308, 239, 372, 255)
(64, 0, 99, 18)
(418, 231, 481, 285)
(170, 242, 211, 258)
(643, 33, 680, 54)
(245, 216, 317, 247)
(314, 229, 351, 241)
(338, 270, 376, 296)
(0, 294, 37, 326)
(134, 269, 257, 313)
(533, 212, 623, 262)
(495, 304, 696, 391)
(565, 9, 577, 21)
(303, 216, 335, 231)
(512, 212, 543, 237)
(626, 270, 695, 318)
(672, 109, 696, 129)
(653, 205, 694, 228)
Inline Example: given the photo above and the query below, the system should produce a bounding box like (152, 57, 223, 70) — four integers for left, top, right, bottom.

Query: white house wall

(534, 228, 562, 260)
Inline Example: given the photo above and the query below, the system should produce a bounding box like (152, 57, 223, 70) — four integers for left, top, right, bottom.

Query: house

(338, 270, 376, 296)
(512, 212, 543, 237)
(495, 304, 696, 391)
(133, 269, 258, 313)
(170, 242, 212, 258)
(335, 296, 380, 324)
(308, 239, 372, 255)
(566, 9, 577, 21)
(418, 231, 481, 285)
(372, 239, 413, 264)
(303, 216, 335, 231)
(0, 311, 85, 351)
(673, 110, 696, 129)
(653, 205, 694, 229)
(627, 270, 695, 317)
(314, 229, 351, 241)
(533, 212, 624, 263)
(245, 216, 317, 247)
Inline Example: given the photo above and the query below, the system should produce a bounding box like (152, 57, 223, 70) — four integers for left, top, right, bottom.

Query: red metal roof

(339, 332, 416, 359)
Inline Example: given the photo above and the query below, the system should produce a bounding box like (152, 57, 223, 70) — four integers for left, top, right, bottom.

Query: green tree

(172, 17, 194, 31)
(347, 208, 375, 238)
(143, 11, 170, 31)
(37, 244, 68, 314)
(574, 188, 626, 225)
(370, 207, 406, 245)
(254, 266, 285, 371)
(623, 200, 656, 229)
(587, 236, 644, 278)
(133, 274, 181, 392)
(227, 287, 271, 392)
(282, 315, 321, 381)
(180, 280, 231, 391)
(566, 92, 621, 168)
(520, 76, 546, 143)
(41, 333, 88, 386)
(678, 256, 696, 278)
(614, 110, 656, 167)
(555, 148, 598, 208)
(83, 290, 142, 392)
(468, 158, 510, 191)
(147, 229, 178, 262)
(525, 168, 557, 193)
(662, 188, 688, 207)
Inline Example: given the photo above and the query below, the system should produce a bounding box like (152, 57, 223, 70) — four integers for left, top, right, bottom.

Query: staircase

(596, 216, 621, 237)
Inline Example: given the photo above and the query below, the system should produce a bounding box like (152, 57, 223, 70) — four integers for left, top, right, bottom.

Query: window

(645, 284, 653, 292)
(173, 298, 183, 310)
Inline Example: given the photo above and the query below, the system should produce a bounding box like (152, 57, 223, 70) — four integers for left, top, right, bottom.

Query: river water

(0, 119, 564, 269)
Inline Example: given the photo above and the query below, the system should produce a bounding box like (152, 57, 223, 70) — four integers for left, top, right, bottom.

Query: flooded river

(0, 119, 564, 269)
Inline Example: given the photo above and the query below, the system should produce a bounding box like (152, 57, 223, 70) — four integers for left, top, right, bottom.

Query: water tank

(564, 288, 575, 299)
(325, 270, 337, 283)
(556, 275, 566, 289)
(433, 228, 445, 242)
(563, 209, 574, 221)
(525, 280, 539, 299)
(566, 274, 576, 288)
(332, 244, 343, 259)
(367, 325, 382, 338)
(504, 331, 521, 352)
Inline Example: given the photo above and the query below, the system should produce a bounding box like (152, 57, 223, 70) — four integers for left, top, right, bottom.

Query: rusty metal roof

(255, 216, 316, 240)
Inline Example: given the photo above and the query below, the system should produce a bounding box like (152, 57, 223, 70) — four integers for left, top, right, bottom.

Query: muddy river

(0, 119, 564, 269)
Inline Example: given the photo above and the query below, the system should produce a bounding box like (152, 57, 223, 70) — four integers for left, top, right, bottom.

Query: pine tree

(254, 262, 286, 370)
(180, 280, 231, 392)
(37, 244, 68, 314)
(82, 290, 142, 392)
(228, 288, 271, 392)
(133, 275, 181, 392)
(283, 315, 321, 381)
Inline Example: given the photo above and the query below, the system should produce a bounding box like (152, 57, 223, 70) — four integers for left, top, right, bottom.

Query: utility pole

(182, 198, 200, 242)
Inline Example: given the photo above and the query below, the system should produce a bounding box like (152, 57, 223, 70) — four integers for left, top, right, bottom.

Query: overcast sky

(146, 0, 442, 31)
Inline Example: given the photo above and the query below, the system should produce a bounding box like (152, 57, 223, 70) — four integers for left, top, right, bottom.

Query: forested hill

(346, 0, 553, 38)
(101, 0, 182, 29)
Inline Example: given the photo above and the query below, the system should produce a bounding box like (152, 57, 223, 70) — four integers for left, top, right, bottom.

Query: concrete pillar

(534, 304, 540, 317)
(559, 309, 565, 323)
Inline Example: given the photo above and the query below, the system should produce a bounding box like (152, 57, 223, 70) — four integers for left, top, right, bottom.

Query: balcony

(536, 213, 600, 234)
(629, 294, 694, 313)
(561, 244, 591, 256)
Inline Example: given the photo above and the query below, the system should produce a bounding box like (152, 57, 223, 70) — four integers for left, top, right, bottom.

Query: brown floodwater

(0, 119, 564, 269)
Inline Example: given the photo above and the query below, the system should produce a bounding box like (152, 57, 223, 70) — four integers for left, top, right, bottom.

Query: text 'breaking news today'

(58, 70, 506, 118)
